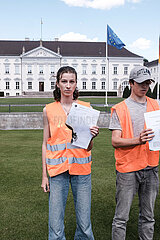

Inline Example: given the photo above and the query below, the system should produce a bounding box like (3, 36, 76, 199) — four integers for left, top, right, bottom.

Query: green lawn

(0, 97, 123, 104)
(1, 129, 159, 240)
(0, 97, 123, 112)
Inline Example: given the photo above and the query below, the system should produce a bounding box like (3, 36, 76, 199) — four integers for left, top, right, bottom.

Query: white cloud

(130, 38, 151, 50)
(128, 0, 141, 3)
(59, 32, 98, 42)
(60, 0, 141, 10)
(60, 0, 125, 10)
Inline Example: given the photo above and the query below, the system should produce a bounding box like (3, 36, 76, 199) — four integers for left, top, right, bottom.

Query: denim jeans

(48, 171, 94, 240)
(112, 167, 159, 240)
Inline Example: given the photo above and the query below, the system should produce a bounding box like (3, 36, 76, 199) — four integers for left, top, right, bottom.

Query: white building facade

(145, 59, 159, 82)
(0, 40, 144, 97)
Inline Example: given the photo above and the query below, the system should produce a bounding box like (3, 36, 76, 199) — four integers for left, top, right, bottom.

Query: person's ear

(56, 81, 59, 88)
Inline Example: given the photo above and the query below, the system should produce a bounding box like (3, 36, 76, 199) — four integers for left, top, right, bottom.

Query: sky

(0, 0, 159, 62)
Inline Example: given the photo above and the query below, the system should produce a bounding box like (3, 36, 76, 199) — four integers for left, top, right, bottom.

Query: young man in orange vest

(109, 66, 159, 240)
(41, 66, 99, 240)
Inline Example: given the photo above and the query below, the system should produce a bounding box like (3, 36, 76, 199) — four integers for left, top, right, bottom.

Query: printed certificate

(66, 102, 100, 149)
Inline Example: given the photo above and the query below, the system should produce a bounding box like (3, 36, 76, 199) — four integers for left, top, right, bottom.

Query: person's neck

(130, 93, 147, 103)
(60, 96, 76, 115)
(60, 96, 75, 106)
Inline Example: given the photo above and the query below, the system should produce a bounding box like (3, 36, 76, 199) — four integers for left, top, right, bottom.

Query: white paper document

(66, 103, 100, 149)
(144, 110, 160, 151)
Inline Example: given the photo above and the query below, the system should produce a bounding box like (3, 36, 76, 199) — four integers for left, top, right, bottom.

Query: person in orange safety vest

(109, 66, 160, 240)
(41, 66, 99, 240)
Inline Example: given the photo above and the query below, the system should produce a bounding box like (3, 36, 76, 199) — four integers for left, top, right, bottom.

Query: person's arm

(41, 107, 50, 193)
(87, 126, 99, 151)
(112, 128, 154, 148)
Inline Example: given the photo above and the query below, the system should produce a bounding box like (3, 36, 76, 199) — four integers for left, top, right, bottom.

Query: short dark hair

(53, 66, 79, 101)
(129, 79, 134, 85)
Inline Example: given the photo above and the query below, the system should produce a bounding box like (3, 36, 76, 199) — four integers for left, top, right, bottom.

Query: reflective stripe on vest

(69, 156, 92, 164)
(46, 157, 67, 165)
(47, 142, 82, 152)
(46, 155, 91, 165)
(47, 143, 66, 151)
(46, 142, 91, 165)
(67, 143, 82, 149)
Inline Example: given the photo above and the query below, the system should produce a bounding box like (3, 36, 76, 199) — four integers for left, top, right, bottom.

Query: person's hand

(90, 126, 99, 138)
(139, 128, 154, 144)
(41, 176, 50, 193)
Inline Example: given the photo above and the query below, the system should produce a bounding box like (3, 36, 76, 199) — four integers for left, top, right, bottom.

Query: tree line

(123, 83, 160, 99)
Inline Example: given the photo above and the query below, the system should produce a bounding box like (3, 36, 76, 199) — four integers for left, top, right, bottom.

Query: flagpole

(105, 25, 125, 106)
(105, 25, 108, 106)
(41, 18, 43, 40)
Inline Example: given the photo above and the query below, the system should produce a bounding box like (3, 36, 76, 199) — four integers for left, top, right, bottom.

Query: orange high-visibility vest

(46, 100, 92, 177)
(111, 97, 160, 173)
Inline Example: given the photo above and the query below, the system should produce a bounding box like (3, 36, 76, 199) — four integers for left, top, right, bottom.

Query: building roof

(145, 59, 158, 67)
(0, 40, 143, 58)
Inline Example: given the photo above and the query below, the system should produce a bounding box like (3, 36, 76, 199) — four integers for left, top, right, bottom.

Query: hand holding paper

(139, 128, 155, 145)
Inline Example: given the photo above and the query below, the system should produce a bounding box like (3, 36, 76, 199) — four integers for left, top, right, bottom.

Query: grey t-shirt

(109, 97, 147, 137)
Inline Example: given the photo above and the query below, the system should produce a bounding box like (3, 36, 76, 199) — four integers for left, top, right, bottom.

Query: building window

(82, 65, 87, 74)
(28, 65, 32, 74)
(39, 65, 44, 74)
(154, 68, 156, 73)
(102, 66, 106, 74)
(15, 65, 20, 74)
(16, 93, 19, 96)
(6, 93, 10, 96)
(5, 65, 10, 74)
(16, 82, 20, 89)
(51, 82, 55, 90)
(92, 82, 96, 90)
(82, 82, 87, 90)
(28, 82, 32, 90)
(101, 82, 105, 90)
(50, 65, 55, 74)
(92, 65, 96, 74)
(113, 66, 118, 75)
(6, 82, 10, 89)
(124, 66, 128, 75)
(72, 64, 77, 70)
(113, 81, 117, 90)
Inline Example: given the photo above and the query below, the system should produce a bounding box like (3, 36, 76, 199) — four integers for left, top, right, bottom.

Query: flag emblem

(107, 25, 125, 50)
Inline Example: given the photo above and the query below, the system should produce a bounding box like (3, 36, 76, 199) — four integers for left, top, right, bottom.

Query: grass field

(0, 97, 124, 112)
(0, 129, 160, 240)
(0, 97, 123, 104)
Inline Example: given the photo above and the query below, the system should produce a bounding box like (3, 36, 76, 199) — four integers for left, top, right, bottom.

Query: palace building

(0, 39, 144, 97)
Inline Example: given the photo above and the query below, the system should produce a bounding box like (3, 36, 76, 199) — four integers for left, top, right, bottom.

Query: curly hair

(53, 66, 79, 101)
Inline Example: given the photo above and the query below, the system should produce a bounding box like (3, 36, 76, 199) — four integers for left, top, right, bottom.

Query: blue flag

(107, 25, 125, 50)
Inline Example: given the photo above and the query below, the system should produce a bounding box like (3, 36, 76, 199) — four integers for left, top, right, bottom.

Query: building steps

(22, 91, 53, 97)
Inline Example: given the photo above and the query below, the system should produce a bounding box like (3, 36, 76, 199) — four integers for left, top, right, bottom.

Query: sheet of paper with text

(144, 110, 160, 151)
(66, 103, 100, 149)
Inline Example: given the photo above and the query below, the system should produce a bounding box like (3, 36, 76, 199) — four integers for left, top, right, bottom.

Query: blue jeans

(112, 167, 159, 240)
(48, 171, 94, 240)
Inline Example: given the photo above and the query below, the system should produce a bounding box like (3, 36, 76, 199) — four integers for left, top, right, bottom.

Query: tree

(143, 58, 149, 65)
(152, 83, 160, 99)
(146, 87, 153, 98)
(122, 86, 131, 98)
(152, 83, 157, 99)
